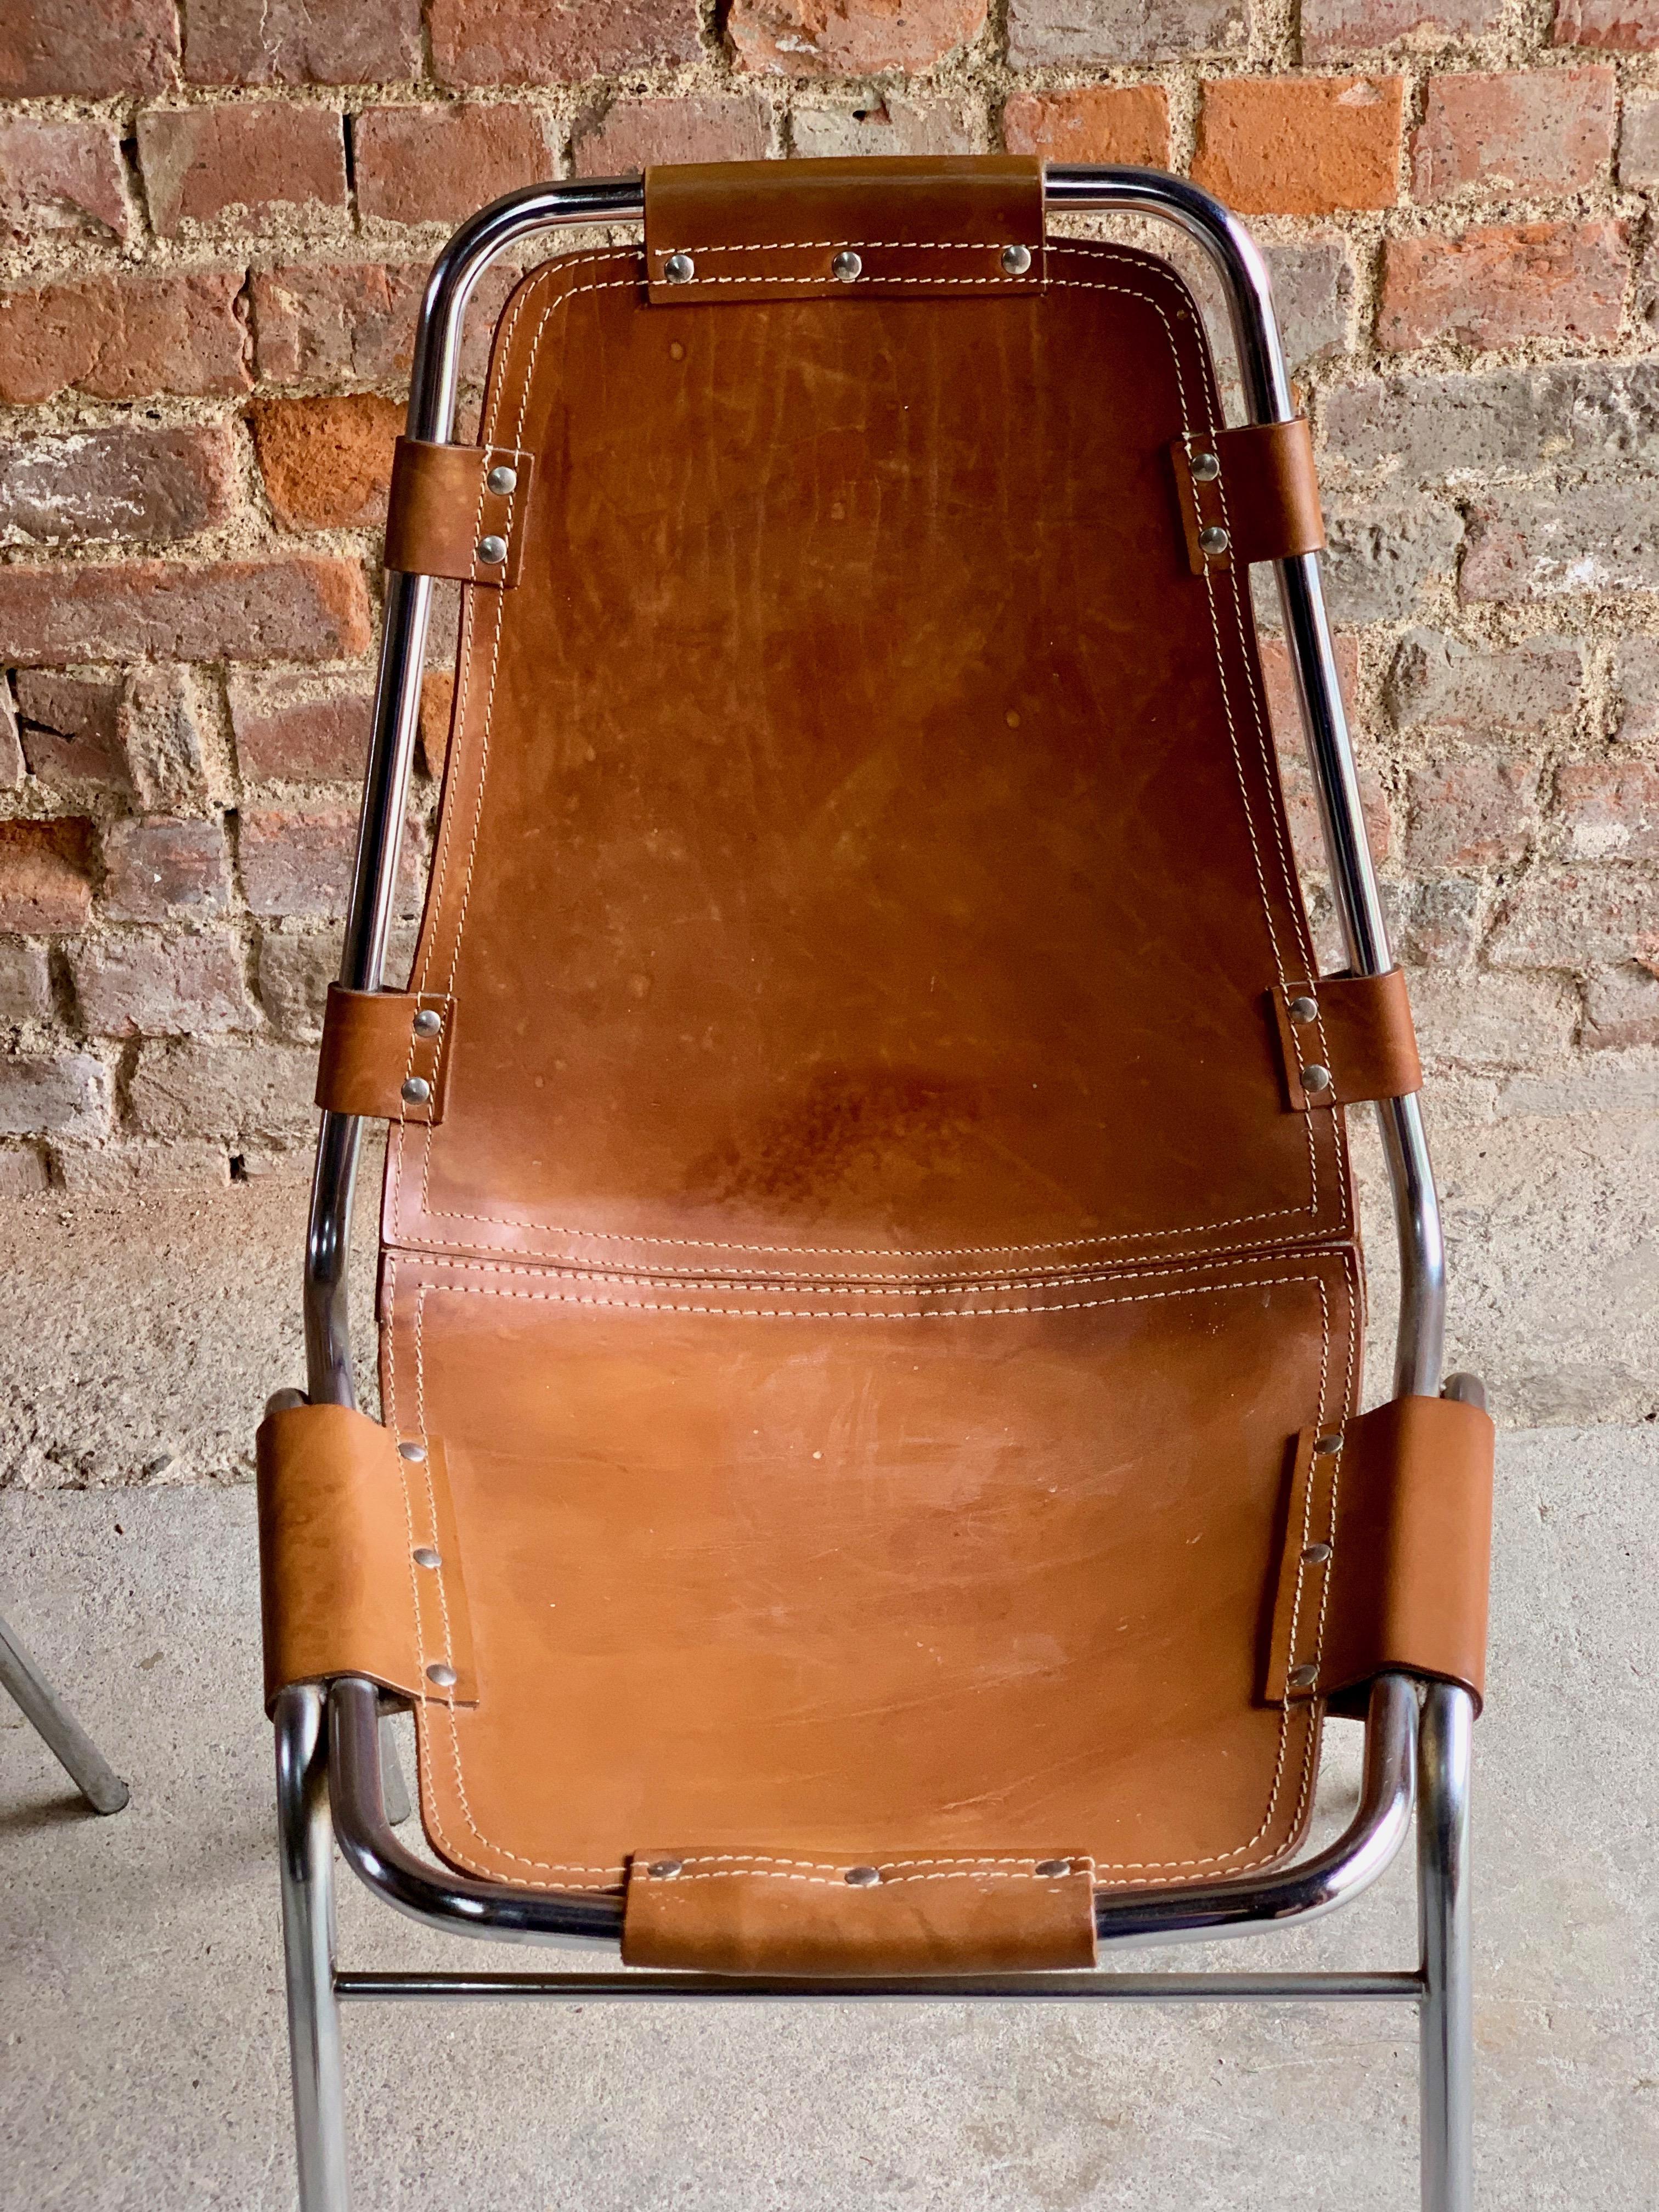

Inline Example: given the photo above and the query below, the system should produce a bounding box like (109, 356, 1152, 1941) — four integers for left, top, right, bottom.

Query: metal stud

(1288, 1663, 1318, 1690)
(1301, 1063, 1333, 1093)
(1302, 1541, 1332, 1565)
(401, 1075, 431, 1105)
(1288, 995, 1318, 1023)
(1314, 1432, 1343, 1457)
(1198, 524, 1231, 558)
(486, 464, 517, 496)
(399, 1441, 427, 1464)
(412, 1008, 442, 1039)
(831, 250, 862, 283)
(663, 252, 695, 284)
(844, 1864, 882, 1887)
(1034, 1858, 1072, 1878)
(413, 1545, 441, 1570)
(647, 1858, 684, 1880)
(1190, 451, 1221, 482)
(1000, 243, 1032, 276)
(476, 534, 508, 566)
(425, 1662, 457, 1689)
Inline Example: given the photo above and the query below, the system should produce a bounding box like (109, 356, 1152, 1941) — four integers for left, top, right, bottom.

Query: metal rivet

(425, 1662, 457, 1688)
(831, 250, 862, 283)
(1314, 1432, 1342, 1457)
(1198, 524, 1231, 558)
(1288, 1663, 1318, 1690)
(476, 534, 507, 566)
(1302, 1542, 1332, 1565)
(401, 1075, 431, 1105)
(1301, 1063, 1332, 1093)
(399, 1441, 427, 1463)
(1190, 451, 1221, 482)
(844, 1864, 882, 1887)
(412, 1008, 442, 1039)
(647, 1858, 684, 1880)
(486, 464, 517, 496)
(663, 252, 694, 284)
(1000, 243, 1032, 276)
(1288, 995, 1318, 1023)
(1034, 1857, 1072, 1878)
(413, 1545, 441, 1570)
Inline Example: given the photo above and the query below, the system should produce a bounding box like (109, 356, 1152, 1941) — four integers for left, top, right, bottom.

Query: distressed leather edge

(315, 986, 455, 1125)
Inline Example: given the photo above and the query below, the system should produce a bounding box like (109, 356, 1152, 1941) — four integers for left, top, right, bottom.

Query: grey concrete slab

(1, 1427, 1655, 2210)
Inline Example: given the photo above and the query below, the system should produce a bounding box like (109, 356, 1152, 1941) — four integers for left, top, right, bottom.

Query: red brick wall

(0, 1, 1655, 1238)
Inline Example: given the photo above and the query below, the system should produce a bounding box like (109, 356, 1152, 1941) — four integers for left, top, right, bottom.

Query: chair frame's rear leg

(1419, 1681, 1475, 2212)
(275, 1684, 350, 2212)
(0, 1606, 129, 1815)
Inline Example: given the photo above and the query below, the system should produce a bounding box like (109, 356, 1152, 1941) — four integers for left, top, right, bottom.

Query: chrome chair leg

(0, 1606, 129, 1814)
(276, 1684, 350, 2212)
(1419, 1680, 1475, 2212)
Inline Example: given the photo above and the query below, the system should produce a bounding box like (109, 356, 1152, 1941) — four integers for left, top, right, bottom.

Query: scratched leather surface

(378, 212, 1364, 1896)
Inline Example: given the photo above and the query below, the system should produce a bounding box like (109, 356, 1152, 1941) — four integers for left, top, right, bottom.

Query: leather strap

(383, 438, 534, 587)
(1268, 969, 1422, 1111)
(257, 1403, 476, 1714)
(1170, 418, 1324, 572)
(644, 155, 1046, 305)
(314, 985, 454, 1125)
(1267, 1396, 1495, 1718)
(622, 1848, 1098, 1975)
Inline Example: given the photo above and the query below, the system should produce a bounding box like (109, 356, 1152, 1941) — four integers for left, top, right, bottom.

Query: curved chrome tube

(329, 1673, 1417, 1953)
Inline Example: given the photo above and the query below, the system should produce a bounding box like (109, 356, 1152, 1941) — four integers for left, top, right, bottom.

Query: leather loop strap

(257, 1404, 476, 1714)
(622, 1848, 1098, 1975)
(1268, 969, 1422, 1111)
(1170, 418, 1324, 573)
(315, 985, 454, 1125)
(383, 439, 533, 587)
(1267, 1397, 1495, 1718)
(644, 155, 1046, 305)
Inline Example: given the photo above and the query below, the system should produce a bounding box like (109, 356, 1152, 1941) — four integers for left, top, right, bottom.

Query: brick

(1554, 761, 1659, 860)
(429, 0, 700, 86)
(1002, 86, 1170, 168)
(14, 673, 126, 793)
(1411, 69, 1615, 201)
(0, 939, 52, 1023)
(1582, 963, 1659, 1050)
(0, 118, 129, 245)
(1397, 877, 1482, 966)
(792, 97, 978, 159)
(0, 1052, 111, 1139)
(1621, 94, 1659, 187)
(239, 805, 354, 917)
(1321, 503, 1463, 625)
(0, 821, 94, 933)
(1613, 636, 1659, 749)
(1463, 484, 1659, 601)
(1263, 242, 1356, 369)
(1487, 866, 1658, 968)
(1405, 754, 1538, 868)
(0, 272, 251, 408)
(1301, 0, 1500, 57)
(0, 0, 178, 97)
(139, 103, 346, 239)
(1325, 368, 1566, 483)
(183, 0, 421, 84)
(1192, 77, 1403, 217)
(354, 105, 554, 229)
(1007, 0, 1243, 66)
(731, 0, 986, 74)
(0, 1144, 50, 1192)
(1560, 360, 1659, 469)
(257, 927, 341, 1040)
(230, 674, 373, 783)
(52, 1137, 231, 1192)
(1552, 0, 1659, 50)
(1379, 222, 1627, 352)
(128, 1038, 317, 1142)
(70, 931, 256, 1038)
(1384, 631, 1581, 738)
(0, 425, 236, 550)
(0, 556, 371, 668)
(250, 396, 402, 531)
(417, 668, 455, 778)
(250, 258, 514, 387)
(1410, 968, 1577, 1072)
(121, 669, 210, 812)
(1256, 634, 1390, 868)
(0, 684, 22, 790)
(101, 819, 229, 922)
(573, 97, 770, 175)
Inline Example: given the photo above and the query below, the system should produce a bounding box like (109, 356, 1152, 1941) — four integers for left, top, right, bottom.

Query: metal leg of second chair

(0, 1606, 129, 1815)
(1419, 1679, 1475, 2212)
(276, 1683, 351, 2212)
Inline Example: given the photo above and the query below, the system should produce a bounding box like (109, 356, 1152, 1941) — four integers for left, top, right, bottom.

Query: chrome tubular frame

(280, 167, 1475, 2212)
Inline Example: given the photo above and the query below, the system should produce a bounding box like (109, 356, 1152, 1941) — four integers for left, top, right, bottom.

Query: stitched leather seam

(660, 240, 1034, 254)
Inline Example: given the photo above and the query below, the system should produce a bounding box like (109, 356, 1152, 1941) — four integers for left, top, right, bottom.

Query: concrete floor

(2, 1427, 1655, 2210)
